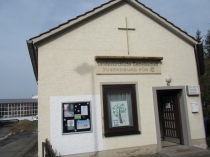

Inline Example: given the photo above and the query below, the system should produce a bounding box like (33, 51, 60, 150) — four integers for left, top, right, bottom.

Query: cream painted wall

(37, 2, 205, 156)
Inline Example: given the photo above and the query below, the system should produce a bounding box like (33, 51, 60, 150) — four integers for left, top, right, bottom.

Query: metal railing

(42, 139, 60, 157)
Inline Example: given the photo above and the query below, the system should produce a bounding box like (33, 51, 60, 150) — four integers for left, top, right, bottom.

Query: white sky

(0, 0, 209, 98)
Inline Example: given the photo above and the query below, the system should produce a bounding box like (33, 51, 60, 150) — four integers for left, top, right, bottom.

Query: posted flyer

(110, 101, 129, 127)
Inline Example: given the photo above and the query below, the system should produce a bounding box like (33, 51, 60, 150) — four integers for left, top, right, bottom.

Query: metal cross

(118, 17, 135, 55)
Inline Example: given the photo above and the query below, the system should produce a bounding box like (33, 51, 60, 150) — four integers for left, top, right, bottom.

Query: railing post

(42, 142, 45, 157)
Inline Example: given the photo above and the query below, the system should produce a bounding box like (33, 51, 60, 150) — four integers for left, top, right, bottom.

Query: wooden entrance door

(157, 90, 183, 144)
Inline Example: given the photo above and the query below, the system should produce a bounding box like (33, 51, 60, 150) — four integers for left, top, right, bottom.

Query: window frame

(102, 84, 140, 137)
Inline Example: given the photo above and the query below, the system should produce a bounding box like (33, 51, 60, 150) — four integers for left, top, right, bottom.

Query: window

(102, 84, 140, 137)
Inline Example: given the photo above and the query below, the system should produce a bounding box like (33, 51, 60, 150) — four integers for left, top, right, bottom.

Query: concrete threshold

(158, 145, 210, 157)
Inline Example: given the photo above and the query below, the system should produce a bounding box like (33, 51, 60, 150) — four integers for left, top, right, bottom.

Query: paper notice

(81, 106, 88, 115)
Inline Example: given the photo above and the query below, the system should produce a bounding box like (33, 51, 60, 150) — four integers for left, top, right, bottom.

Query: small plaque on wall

(62, 101, 92, 134)
(186, 85, 200, 96)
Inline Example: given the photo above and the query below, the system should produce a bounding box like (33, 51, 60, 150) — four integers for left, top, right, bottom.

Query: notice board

(62, 101, 91, 134)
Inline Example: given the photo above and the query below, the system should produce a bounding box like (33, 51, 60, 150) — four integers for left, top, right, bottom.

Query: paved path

(0, 129, 37, 157)
(23, 142, 38, 157)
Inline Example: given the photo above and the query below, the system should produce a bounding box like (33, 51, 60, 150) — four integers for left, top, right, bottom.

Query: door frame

(152, 86, 192, 151)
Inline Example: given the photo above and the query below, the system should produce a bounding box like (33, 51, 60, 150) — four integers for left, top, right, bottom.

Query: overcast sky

(0, 0, 209, 99)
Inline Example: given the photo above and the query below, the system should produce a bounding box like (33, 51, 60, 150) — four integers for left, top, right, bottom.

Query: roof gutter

(26, 40, 38, 82)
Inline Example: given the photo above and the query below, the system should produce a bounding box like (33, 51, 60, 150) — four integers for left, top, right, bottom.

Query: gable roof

(27, 0, 198, 81)
(29, 0, 197, 44)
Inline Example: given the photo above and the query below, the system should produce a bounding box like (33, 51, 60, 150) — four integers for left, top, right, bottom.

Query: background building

(0, 98, 38, 121)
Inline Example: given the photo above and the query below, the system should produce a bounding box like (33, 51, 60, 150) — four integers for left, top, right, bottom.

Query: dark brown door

(157, 90, 183, 144)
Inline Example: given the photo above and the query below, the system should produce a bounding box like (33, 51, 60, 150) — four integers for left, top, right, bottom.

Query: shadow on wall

(75, 62, 94, 75)
(75, 62, 101, 152)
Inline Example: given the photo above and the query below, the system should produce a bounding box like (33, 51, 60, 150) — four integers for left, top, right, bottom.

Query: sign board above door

(95, 56, 163, 75)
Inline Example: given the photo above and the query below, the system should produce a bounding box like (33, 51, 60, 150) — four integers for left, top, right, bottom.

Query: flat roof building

(0, 99, 38, 121)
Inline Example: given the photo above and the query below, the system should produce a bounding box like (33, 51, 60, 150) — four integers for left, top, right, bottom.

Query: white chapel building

(27, 0, 207, 156)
